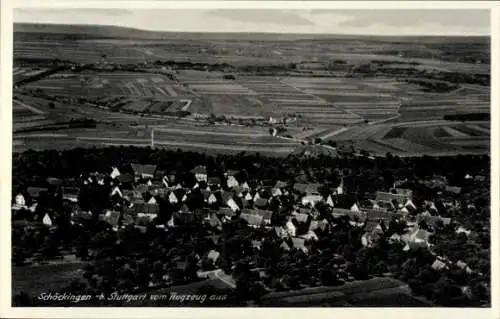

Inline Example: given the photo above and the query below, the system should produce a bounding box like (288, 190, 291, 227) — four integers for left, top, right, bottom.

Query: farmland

(12, 23, 490, 157)
(326, 120, 490, 156)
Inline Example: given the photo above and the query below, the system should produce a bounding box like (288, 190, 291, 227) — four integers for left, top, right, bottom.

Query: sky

(13, 8, 490, 36)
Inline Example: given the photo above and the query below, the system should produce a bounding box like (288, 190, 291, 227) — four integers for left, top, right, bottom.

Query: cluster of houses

(12, 163, 479, 276)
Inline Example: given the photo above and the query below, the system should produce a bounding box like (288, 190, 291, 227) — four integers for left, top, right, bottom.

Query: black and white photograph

(1, 0, 498, 315)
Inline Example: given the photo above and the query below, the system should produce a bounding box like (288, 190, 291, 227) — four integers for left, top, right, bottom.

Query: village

(11, 149, 490, 306)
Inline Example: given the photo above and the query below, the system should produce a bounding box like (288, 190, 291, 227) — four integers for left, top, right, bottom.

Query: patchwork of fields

(328, 121, 490, 156)
(13, 64, 490, 157)
(24, 73, 185, 97)
(13, 66, 49, 83)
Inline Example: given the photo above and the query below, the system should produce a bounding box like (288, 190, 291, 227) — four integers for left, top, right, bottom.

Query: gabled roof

(240, 213, 264, 226)
(254, 197, 269, 208)
(129, 203, 160, 215)
(207, 176, 221, 185)
(292, 213, 309, 223)
(154, 169, 166, 179)
(394, 188, 412, 197)
(226, 170, 240, 177)
(201, 189, 212, 200)
(291, 237, 307, 252)
(219, 191, 234, 203)
(27, 187, 49, 198)
(130, 163, 157, 176)
(293, 183, 320, 195)
(135, 184, 149, 194)
(241, 209, 273, 220)
(375, 191, 408, 204)
(274, 226, 285, 236)
(117, 173, 134, 183)
(274, 180, 288, 190)
(218, 207, 236, 217)
(445, 186, 462, 194)
(191, 165, 207, 174)
(100, 211, 121, 227)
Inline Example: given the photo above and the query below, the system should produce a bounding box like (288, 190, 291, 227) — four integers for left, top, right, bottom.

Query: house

(226, 170, 240, 188)
(456, 260, 473, 274)
(240, 213, 264, 227)
(168, 192, 178, 204)
(14, 193, 26, 207)
(218, 207, 236, 219)
(27, 187, 49, 200)
(160, 175, 169, 188)
(220, 191, 240, 212)
(375, 191, 409, 206)
(42, 213, 53, 226)
(111, 186, 123, 198)
(123, 189, 143, 201)
(153, 169, 166, 181)
(402, 227, 431, 251)
(335, 178, 344, 195)
(293, 183, 321, 195)
(456, 226, 471, 236)
(280, 241, 291, 251)
(291, 238, 308, 253)
(431, 258, 449, 271)
(350, 203, 360, 212)
(207, 176, 221, 188)
(232, 186, 245, 198)
(331, 208, 367, 221)
(300, 230, 319, 242)
(274, 226, 288, 238)
(241, 209, 273, 225)
(445, 186, 462, 195)
(404, 199, 417, 211)
(127, 202, 160, 216)
(100, 210, 121, 228)
(244, 192, 253, 201)
(302, 194, 323, 207)
(309, 219, 329, 232)
(207, 192, 218, 205)
(241, 181, 250, 190)
(174, 210, 196, 225)
(388, 233, 402, 244)
(251, 240, 262, 250)
(272, 187, 283, 197)
(62, 188, 79, 203)
(291, 212, 309, 224)
(71, 210, 93, 223)
(192, 166, 208, 182)
(117, 174, 134, 184)
(416, 213, 450, 229)
(254, 197, 269, 209)
(207, 250, 220, 264)
(285, 220, 297, 236)
(110, 166, 121, 179)
(130, 163, 157, 180)
(393, 188, 413, 198)
(326, 195, 335, 207)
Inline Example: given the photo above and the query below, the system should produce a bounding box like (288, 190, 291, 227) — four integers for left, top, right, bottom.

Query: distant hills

(14, 23, 162, 39)
(14, 23, 489, 43)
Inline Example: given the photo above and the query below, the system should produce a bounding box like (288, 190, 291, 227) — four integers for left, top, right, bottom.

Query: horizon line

(13, 22, 490, 37)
